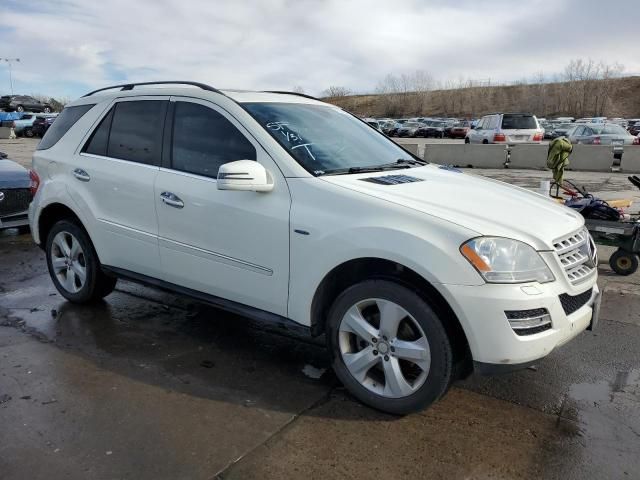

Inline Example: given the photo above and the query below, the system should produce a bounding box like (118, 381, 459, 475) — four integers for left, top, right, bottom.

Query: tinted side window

(108, 100, 167, 165)
(171, 102, 256, 178)
(37, 104, 95, 150)
(83, 107, 115, 156)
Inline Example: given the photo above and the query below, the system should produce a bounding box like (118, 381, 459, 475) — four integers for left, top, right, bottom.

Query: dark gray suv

(0, 95, 53, 113)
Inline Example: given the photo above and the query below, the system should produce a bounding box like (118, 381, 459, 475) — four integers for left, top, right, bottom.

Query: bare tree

(322, 86, 351, 99)
(375, 70, 433, 116)
(291, 85, 305, 94)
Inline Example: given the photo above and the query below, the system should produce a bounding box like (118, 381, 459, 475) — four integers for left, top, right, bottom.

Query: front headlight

(460, 237, 554, 284)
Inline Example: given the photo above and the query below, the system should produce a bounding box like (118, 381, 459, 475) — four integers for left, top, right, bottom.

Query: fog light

(505, 308, 552, 336)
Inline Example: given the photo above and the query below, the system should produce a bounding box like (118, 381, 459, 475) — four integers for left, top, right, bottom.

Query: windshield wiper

(320, 159, 425, 176)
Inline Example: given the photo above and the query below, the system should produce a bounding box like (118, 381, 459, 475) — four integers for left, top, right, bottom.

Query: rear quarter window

(36, 104, 95, 150)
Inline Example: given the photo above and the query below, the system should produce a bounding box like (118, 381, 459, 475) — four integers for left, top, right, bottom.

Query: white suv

(466, 113, 544, 144)
(29, 82, 600, 414)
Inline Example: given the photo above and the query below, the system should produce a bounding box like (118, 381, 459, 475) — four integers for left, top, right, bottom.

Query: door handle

(73, 168, 90, 182)
(160, 191, 184, 209)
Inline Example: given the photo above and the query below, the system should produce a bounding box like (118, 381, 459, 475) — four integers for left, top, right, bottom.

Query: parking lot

(1, 138, 640, 479)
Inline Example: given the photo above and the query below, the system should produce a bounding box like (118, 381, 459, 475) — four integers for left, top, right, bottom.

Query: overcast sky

(0, 0, 637, 99)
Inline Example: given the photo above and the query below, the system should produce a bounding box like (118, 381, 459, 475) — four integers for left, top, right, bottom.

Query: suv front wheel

(327, 279, 453, 415)
(45, 220, 117, 303)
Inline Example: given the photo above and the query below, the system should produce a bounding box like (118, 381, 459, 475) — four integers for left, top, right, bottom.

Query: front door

(154, 97, 291, 316)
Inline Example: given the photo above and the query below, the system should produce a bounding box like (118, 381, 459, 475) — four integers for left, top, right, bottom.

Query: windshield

(244, 102, 418, 175)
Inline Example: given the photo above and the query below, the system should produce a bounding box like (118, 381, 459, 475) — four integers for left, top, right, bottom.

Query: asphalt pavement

(1, 138, 639, 479)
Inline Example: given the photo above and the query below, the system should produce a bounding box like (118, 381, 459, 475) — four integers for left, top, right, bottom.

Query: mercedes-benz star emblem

(0, 191, 5, 202)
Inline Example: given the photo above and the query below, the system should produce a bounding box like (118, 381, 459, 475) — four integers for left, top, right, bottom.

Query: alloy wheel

(50, 231, 87, 293)
(338, 298, 431, 398)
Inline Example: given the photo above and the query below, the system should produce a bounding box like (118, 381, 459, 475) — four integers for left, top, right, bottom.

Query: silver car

(566, 123, 636, 146)
(465, 113, 543, 144)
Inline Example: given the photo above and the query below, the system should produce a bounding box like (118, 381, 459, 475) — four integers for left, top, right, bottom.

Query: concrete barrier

(402, 143, 419, 156)
(424, 144, 507, 169)
(621, 147, 640, 173)
(508, 144, 548, 170)
(568, 145, 616, 171)
(420, 142, 638, 173)
(0, 127, 11, 139)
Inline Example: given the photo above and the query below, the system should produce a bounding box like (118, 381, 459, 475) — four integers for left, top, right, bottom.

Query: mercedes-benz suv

(28, 82, 600, 414)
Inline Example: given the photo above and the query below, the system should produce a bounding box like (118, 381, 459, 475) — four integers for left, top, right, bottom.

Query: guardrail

(422, 144, 640, 173)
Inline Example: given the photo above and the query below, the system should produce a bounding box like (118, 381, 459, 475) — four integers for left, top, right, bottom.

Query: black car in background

(0, 95, 53, 113)
(548, 123, 575, 139)
(32, 114, 57, 137)
(0, 154, 37, 231)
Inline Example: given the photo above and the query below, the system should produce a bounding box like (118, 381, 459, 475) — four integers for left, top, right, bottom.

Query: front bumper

(440, 278, 599, 368)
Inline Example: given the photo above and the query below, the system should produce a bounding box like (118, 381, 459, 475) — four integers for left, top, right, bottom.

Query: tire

(326, 279, 453, 415)
(482, 139, 489, 144)
(16, 105, 24, 113)
(43, 106, 52, 113)
(609, 249, 638, 276)
(45, 220, 117, 303)
(24, 127, 34, 138)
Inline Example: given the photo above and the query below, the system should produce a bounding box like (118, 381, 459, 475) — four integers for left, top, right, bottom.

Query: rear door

(72, 97, 168, 278)
(154, 97, 291, 316)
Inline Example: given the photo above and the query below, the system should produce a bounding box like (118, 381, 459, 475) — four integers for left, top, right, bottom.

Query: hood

(320, 164, 583, 250)
(0, 159, 30, 188)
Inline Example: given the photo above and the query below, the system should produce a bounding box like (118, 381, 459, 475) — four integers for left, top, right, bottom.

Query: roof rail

(83, 81, 222, 97)
(263, 90, 319, 101)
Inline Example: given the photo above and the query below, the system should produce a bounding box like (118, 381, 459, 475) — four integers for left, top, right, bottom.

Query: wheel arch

(310, 257, 473, 378)
(37, 202, 86, 250)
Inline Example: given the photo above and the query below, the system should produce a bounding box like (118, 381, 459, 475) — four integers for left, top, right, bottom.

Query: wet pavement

(2, 139, 640, 479)
(1, 229, 639, 479)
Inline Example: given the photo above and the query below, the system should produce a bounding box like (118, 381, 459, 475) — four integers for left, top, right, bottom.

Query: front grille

(0, 188, 31, 217)
(553, 229, 597, 285)
(559, 288, 593, 316)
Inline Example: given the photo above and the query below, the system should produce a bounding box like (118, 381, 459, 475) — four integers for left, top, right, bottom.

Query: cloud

(0, 0, 637, 99)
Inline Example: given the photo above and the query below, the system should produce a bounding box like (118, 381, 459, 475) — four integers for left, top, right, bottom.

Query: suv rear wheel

(327, 279, 453, 414)
(45, 220, 116, 303)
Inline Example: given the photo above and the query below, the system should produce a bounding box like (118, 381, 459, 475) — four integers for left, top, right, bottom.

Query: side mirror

(217, 160, 274, 193)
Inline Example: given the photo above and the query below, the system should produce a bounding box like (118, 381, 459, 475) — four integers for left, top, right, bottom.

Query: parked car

(627, 123, 640, 136)
(547, 123, 574, 140)
(448, 121, 471, 139)
(0, 155, 38, 231)
(465, 113, 543, 144)
(396, 121, 423, 137)
(29, 82, 600, 415)
(566, 123, 637, 145)
(363, 118, 382, 131)
(379, 120, 397, 136)
(0, 95, 53, 113)
(32, 114, 57, 137)
(12, 113, 38, 137)
(416, 121, 447, 138)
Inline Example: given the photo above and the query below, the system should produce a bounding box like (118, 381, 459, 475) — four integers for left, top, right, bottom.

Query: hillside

(324, 76, 640, 119)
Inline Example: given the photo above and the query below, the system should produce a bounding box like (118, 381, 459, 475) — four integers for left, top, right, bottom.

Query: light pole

(1, 58, 20, 95)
